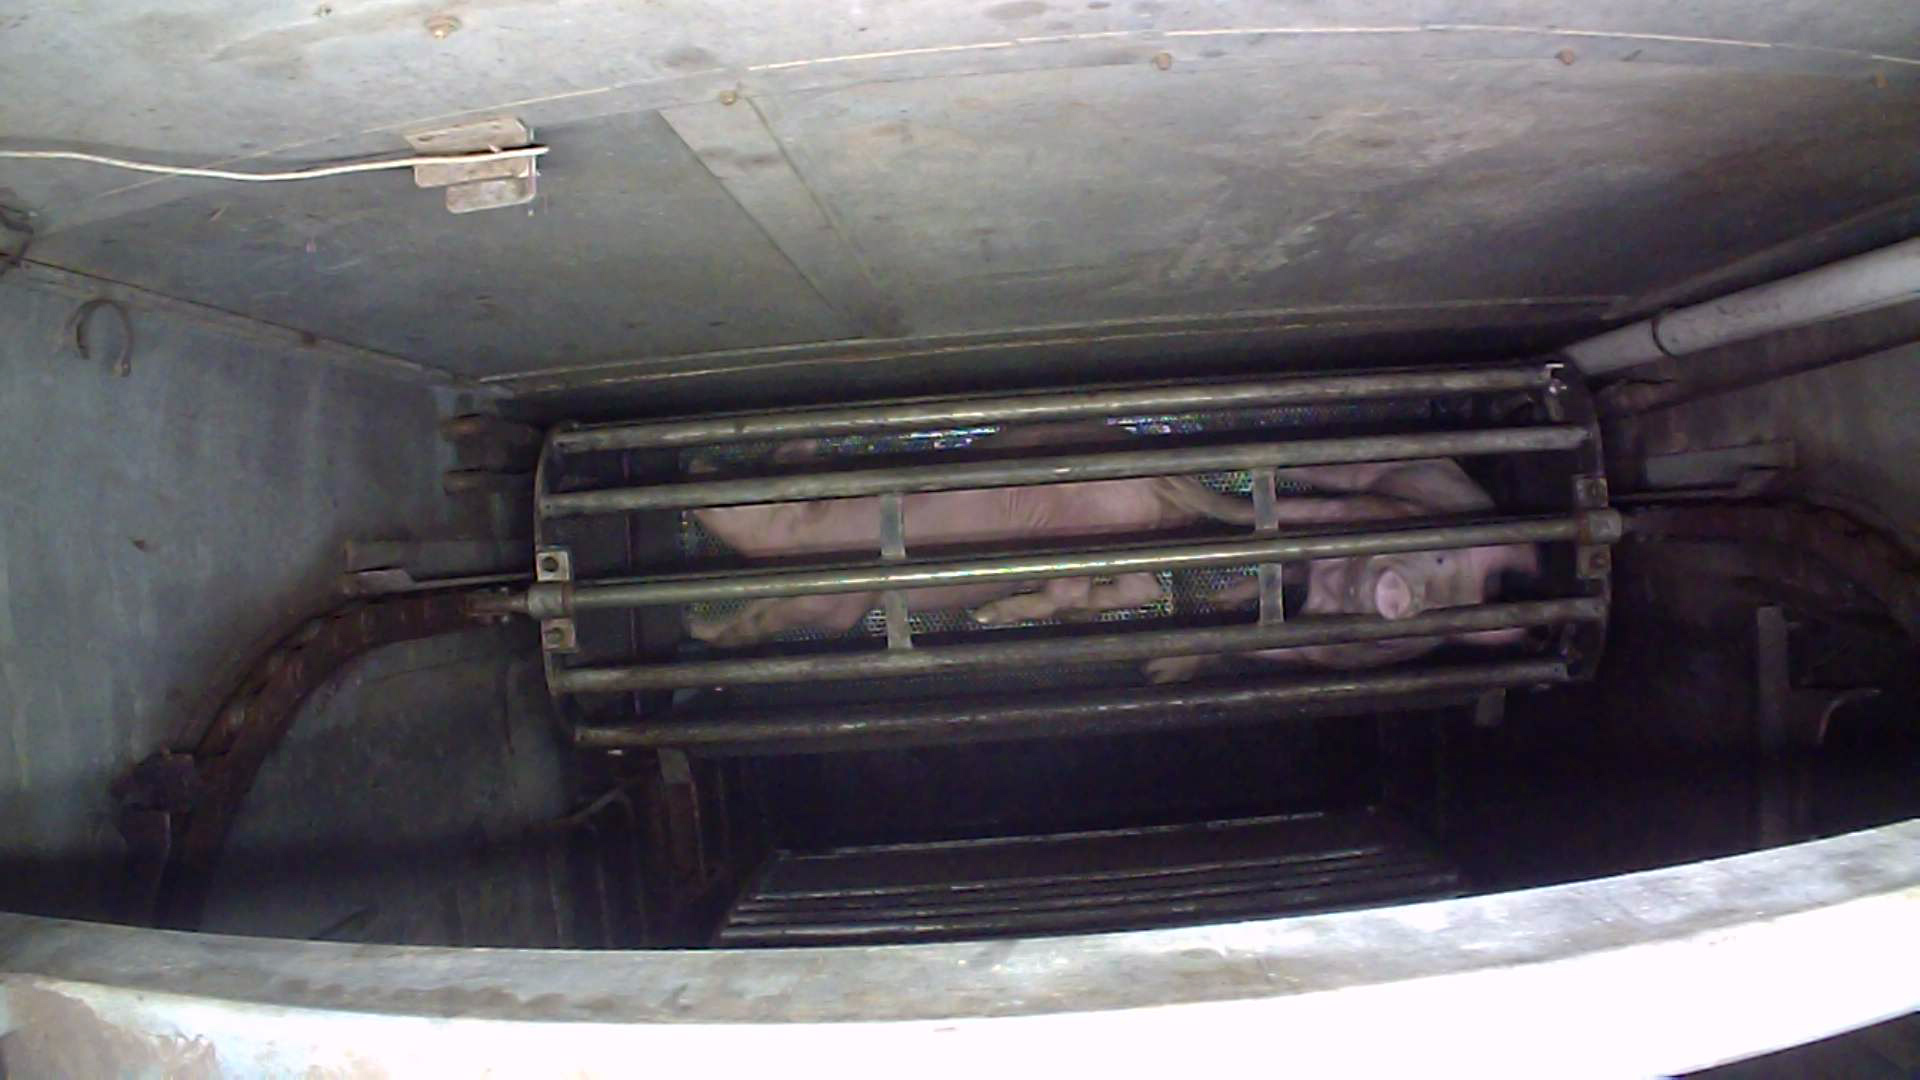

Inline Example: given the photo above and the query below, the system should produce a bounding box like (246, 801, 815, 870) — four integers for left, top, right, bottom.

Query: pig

(685, 430, 1538, 677)
(684, 426, 1255, 646)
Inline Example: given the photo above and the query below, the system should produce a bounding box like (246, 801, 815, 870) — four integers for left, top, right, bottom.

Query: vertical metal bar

(879, 493, 912, 651)
(1754, 605, 1792, 847)
(1252, 467, 1283, 624)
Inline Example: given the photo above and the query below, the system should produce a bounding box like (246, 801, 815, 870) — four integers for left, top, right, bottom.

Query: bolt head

(425, 14, 460, 38)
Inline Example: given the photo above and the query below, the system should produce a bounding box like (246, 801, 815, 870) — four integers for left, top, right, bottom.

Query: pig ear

(1458, 625, 1530, 647)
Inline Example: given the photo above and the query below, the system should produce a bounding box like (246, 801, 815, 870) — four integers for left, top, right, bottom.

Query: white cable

(0, 145, 548, 182)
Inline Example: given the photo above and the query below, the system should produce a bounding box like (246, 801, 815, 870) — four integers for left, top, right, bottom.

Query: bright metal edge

(1, 821, 1915, 1077)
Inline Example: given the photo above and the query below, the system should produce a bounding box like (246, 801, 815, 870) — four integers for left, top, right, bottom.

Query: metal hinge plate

(405, 117, 537, 214)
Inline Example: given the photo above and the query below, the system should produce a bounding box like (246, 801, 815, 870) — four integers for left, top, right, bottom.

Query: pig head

(1145, 458, 1540, 679)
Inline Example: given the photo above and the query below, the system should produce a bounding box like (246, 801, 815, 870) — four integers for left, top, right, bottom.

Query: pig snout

(1328, 544, 1540, 622)
(1371, 566, 1417, 619)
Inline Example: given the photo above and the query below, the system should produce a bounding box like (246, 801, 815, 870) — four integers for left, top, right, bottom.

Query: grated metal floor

(715, 807, 1460, 945)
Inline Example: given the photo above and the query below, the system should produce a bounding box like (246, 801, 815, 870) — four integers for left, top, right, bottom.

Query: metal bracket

(405, 117, 537, 214)
(879, 492, 913, 650)
(1251, 467, 1284, 624)
(1575, 546, 1612, 580)
(1755, 606, 1882, 749)
(1572, 475, 1610, 509)
(535, 545, 578, 654)
(1541, 362, 1571, 421)
(1572, 475, 1613, 582)
(1639, 441, 1793, 492)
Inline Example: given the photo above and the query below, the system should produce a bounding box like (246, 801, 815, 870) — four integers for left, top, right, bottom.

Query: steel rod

(523, 512, 1621, 613)
(549, 367, 1553, 453)
(572, 659, 1569, 751)
(539, 425, 1589, 517)
(550, 599, 1600, 692)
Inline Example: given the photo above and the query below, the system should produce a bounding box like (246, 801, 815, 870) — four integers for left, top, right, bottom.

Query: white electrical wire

(0, 145, 548, 182)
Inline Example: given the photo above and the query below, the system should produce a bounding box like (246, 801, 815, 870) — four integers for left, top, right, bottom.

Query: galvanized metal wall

(2, 2, 1917, 398)
(0, 269, 475, 917)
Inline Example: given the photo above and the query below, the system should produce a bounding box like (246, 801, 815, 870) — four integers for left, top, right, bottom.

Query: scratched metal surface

(8, 3, 1920, 386)
(0, 275, 479, 922)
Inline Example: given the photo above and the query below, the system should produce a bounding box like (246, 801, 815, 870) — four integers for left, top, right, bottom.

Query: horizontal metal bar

(540, 425, 1590, 516)
(554, 595, 1591, 691)
(573, 659, 1566, 749)
(539, 512, 1621, 613)
(549, 367, 1553, 453)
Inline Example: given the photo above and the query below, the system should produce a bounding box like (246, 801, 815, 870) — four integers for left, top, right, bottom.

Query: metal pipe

(1566, 236, 1920, 375)
(549, 597, 1602, 692)
(549, 368, 1553, 453)
(571, 659, 1569, 751)
(539, 426, 1590, 517)
(531, 512, 1621, 613)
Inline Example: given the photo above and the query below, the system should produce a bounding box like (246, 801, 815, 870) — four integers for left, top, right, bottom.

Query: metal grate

(516, 364, 1614, 721)
(675, 400, 1435, 641)
(715, 808, 1461, 945)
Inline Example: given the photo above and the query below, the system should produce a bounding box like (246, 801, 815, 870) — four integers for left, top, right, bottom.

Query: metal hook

(69, 297, 134, 376)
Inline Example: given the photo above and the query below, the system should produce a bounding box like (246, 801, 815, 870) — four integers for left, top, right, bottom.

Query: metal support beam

(549, 598, 1604, 692)
(5, 823, 1915, 1077)
(539, 425, 1590, 516)
(572, 659, 1570, 753)
(549, 368, 1554, 453)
